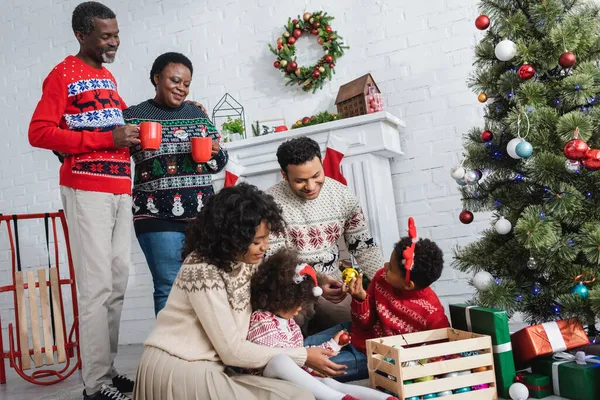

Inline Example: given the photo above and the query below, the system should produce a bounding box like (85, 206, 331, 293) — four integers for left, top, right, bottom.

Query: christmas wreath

(269, 11, 348, 93)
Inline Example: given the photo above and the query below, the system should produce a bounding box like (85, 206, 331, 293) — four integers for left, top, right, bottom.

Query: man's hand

(112, 124, 140, 148)
(320, 275, 347, 304)
(185, 100, 208, 115)
(345, 274, 367, 301)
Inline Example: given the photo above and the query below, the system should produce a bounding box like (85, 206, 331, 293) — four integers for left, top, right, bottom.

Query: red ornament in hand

(564, 138, 589, 161)
(480, 130, 493, 142)
(459, 210, 474, 224)
(518, 64, 536, 80)
(583, 149, 600, 170)
(339, 332, 351, 346)
(559, 51, 576, 69)
(475, 15, 490, 30)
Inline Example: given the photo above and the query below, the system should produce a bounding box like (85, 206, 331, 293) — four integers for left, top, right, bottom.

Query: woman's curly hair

(251, 248, 317, 313)
(182, 183, 285, 272)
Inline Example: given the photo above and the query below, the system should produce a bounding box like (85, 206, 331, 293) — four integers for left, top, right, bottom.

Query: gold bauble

(341, 268, 359, 284)
(477, 92, 488, 103)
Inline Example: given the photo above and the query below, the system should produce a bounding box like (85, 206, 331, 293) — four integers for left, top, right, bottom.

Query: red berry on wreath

(292, 19, 298, 24)
(328, 39, 333, 42)
(298, 81, 303, 85)
(325, 55, 333, 63)
(273, 61, 280, 68)
(311, 29, 318, 35)
(302, 117, 311, 124)
(559, 51, 576, 69)
(288, 61, 298, 70)
(329, 63, 335, 68)
(312, 70, 321, 78)
(325, 26, 332, 33)
(475, 15, 490, 30)
(287, 36, 296, 45)
(277, 43, 283, 50)
(293, 29, 302, 38)
(313, 22, 321, 28)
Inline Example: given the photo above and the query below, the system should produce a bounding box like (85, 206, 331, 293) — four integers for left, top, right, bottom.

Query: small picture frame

(254, 119, 286, 136)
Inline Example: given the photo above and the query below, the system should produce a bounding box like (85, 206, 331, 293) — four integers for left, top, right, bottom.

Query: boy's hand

(345, 274, 367, 301)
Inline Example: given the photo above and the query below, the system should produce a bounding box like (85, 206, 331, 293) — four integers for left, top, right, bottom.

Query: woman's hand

(211, 140, 221, 155)
(305, 347, 347, 377)
(345, 274, 366, 301)
(320, 275, 347, 304)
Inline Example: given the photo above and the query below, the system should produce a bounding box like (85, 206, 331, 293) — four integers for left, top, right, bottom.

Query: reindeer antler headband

(403, 217, 418, 285)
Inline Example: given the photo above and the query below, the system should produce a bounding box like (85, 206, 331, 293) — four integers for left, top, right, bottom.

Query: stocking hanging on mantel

(323, 133, 349, 185)
(224, 158, 245, 187)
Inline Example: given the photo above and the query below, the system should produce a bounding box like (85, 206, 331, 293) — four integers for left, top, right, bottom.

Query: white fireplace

(212, 111, 406, 260)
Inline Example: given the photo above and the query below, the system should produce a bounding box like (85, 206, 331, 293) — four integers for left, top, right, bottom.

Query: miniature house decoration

(335, 73, 384, 119)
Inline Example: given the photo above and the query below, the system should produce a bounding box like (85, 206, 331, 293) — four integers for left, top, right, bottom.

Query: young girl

(247, 248, 399, 400)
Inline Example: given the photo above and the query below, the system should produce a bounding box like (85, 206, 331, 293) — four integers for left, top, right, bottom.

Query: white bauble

(495, 217, 512, 234)
(464, 170, 479, 185)
(508, 382, 529, 400)
(451, 167, 466, 180)
(495, 39, 517, 61)
(473, 271, 495, 291)
(507, 138, 523, 159)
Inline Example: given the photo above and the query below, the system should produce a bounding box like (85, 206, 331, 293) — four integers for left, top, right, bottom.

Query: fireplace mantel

(213, 111, 406, 259)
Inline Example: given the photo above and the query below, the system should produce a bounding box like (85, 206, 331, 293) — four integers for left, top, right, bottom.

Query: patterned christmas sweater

(350, 268, 450, 353)
(123, 100, 228, 235)
(244, 310, 341, 375)
(29, 55, 129, 194)
(266, 178, 384, 280)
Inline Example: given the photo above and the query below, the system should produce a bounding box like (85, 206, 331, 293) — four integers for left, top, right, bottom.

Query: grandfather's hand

(320, 274, 347, 304)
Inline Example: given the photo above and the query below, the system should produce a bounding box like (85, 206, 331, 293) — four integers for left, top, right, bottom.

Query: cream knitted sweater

(144, 255, 307, 369)
(266, 178, 384, 280)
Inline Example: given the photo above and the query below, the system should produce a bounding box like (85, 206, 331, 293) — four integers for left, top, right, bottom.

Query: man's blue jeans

(137, 231, 185, 315)
(303, 322, 368, 382)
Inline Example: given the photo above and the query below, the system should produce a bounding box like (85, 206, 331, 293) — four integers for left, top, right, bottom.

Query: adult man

(29, 3, 137, 399)
(266, 136, 384, 335)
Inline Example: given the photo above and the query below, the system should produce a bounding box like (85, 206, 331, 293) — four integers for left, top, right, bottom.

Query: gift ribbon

(550, 351, 600, 395)
(542, 321, 567, 353)
(464, 306, 512, 354)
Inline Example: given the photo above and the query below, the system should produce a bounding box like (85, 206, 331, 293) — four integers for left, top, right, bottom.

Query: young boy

(303, 234, 450, 382)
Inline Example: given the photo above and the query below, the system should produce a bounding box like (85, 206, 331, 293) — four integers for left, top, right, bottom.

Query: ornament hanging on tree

(459, 210, 473, 224)
(565, 159, 581, 173)
(526, 256, 538, 270)
(515, 140, 533, 158)
(495, 39, 517, 61)
(564, 128, 589, 160)
(571, 273, 595, 299)
(473, 271, 494, 290)
(456, 177, 467, 186)
(480, 130, 493, 142)
(518, 64, 536, 80)
(463, 170, 480, 184)
(477, 92, 488, 103)
(474, 169, 483, 180)
(475, 15, 490, 30)
(507, 138, 523, 159)
(508, 382, 529, 400)
(450, 166, 466, 180)
(583, 149, 600, 170)
(495, 217, 512, 234)
(559, 51, 576, 69)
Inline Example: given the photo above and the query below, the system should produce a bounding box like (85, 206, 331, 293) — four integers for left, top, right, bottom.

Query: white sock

(317, 377, 392, 400)
(263, 354, 345, 400)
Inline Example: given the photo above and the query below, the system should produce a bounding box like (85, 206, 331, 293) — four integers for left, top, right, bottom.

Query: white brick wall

(0, 0, 494, 344)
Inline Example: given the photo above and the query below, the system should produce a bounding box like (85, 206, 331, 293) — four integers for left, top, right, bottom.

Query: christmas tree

(452, 0, 600, 337)
(152, 159, 164, 176)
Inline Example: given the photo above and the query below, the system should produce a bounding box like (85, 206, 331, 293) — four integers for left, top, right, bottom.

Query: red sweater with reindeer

(29, 56, 130, 194)
(350, 268, 450, 353)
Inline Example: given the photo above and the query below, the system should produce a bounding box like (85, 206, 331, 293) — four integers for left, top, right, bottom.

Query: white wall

(0, 0, 492, 344)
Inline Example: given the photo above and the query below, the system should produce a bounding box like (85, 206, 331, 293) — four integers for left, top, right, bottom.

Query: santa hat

(174, 193, 181, 200)
(293, 264, 323, 297)
(147, 195, 155, 201)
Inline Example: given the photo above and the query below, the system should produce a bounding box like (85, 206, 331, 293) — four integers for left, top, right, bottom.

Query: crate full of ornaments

(366, 328, 497, 399)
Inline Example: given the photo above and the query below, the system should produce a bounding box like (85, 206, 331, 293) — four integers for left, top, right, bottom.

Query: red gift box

(511, 319, 589, 365)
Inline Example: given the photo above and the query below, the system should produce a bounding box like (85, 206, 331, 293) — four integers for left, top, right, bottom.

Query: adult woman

(133, 183, 346, 400)
(123, 52, 227, 315)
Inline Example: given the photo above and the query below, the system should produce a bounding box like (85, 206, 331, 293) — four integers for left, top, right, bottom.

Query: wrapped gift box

(531, 352, 600, 400)
(515, 371, 552, 398)
(449, 304, 516, 398)
(510, 319, 589, 366)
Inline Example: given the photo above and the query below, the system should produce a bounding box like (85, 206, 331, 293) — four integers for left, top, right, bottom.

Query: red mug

(139, 122, 163, 151)
(191, 137, 212, 163)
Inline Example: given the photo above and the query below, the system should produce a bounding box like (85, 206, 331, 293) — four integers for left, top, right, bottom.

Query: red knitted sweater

(350, 268, 450, 353)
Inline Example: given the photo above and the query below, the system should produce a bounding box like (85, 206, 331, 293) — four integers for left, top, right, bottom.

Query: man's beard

(101, 47, 118, 64)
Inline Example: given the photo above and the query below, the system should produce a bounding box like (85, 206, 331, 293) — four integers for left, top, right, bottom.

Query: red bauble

(273, 61, 280, 68)
(339, 332, 351, 346)
(475, 15, 490, 30)
(329, 63, 335, 68)
(559, 51, 576, 69)
(325, 26, 332, 33)
(287, 36, 296, 45)
(292, 19, 299, 24)
(311, 29, 318, 35)
(583, 149, 600, 170)
(312, 70, 321, 78)
(288, 61, 298, 71)
(480, 130, 493, 142)
(564, 138, 589, 161)
(518, 64, 536, 80)
(313, 22, 321, 28)
(293, 29, 302, 38)
(302, 116, 311, 124)
(325, 55, 333, 63)
(277, 43, 283, 50)
(459, 210, 474, 224)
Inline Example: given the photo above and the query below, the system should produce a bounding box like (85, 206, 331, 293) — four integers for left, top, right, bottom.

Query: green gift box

(516, 372, 552, 398)
(531, 354, 600, 400)
(449, 304, 516, 399)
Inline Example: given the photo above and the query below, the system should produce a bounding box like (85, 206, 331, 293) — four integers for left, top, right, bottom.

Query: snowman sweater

(123, 100, 228, 235)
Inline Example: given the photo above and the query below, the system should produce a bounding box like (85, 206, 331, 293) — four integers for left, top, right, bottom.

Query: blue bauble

(571, 282, 589, 299)
(515, 140, 533, 158)
(423, 394, 438, 399)
(454, 387, 472, 394)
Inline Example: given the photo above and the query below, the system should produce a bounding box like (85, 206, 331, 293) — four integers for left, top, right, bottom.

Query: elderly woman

(133, 183, 346, 399)
(123, 52, 227, 315)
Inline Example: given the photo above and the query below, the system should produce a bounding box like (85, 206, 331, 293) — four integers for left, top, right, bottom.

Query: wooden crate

(366, 328, 498, 400)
